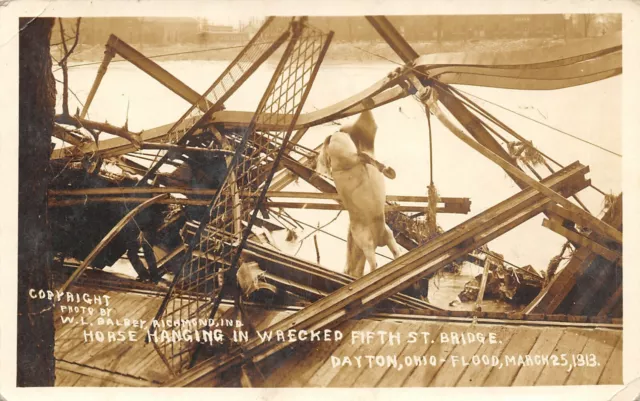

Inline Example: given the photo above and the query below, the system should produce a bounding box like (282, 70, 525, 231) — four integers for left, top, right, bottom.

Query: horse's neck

(352, 137, 375, 156)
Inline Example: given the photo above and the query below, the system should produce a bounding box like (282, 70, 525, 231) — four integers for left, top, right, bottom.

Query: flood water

(54, 58, 621, 308)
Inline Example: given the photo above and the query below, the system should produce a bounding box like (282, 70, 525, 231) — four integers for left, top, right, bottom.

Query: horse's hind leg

(350, 224, 378, 275)
(362, 244, 378, 275)
(346, 229, 366, 278)
(384, 225, 401, 259)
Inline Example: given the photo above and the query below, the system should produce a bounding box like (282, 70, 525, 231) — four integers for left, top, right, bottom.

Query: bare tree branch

(57, 18, 81, 117)
(53, 18, 142, 150)
(54, 114, 142, 149)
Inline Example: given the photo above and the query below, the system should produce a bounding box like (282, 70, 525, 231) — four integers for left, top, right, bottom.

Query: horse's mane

(315, 135, 333, 176)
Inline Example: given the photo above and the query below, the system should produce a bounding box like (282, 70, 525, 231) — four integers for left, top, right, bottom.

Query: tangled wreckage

(49, 17, 623, 387)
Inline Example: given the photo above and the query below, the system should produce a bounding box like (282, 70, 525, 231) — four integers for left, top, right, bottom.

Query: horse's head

(340, 109, 377, 155)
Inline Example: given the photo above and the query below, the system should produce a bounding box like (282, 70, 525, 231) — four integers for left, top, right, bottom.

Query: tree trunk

(17, 17, 56, 387)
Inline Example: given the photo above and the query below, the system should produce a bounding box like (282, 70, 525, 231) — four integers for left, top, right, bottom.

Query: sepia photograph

(6, 5, 629, 393)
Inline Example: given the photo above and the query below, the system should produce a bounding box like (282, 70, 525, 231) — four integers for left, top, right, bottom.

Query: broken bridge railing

(137, 17, 293, 184)
(167, 161, 590, 387)
(148, 18, 333, 376)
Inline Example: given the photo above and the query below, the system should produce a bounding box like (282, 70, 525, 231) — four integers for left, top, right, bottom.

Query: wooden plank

(565, 329, 621, 385)
(244, 308, 292, 332)
(90, 296, 168, 382)
(349, 321, 423, 387)
(377, 321, 445, 387)
(56, 360, 153, 387)
(264, 272, 327, 300)
(511, 327, 564, 386)
(73, 375, 115, 387)
(52, 286, 114, 328)
(568, 262, 622, 317)
(328, 320, 401, 387)
(455, 325, 516, 387)
(55, 369, 85, 387)
(565, 198, 622, 316)
(524, 247, 595, 314)
(63, 310, 151, 371)
(402, 322, 466, 387)
(63, 295, 159, 369)
(55, 290, 132, 359)
(548, 203, 621, 245)
(598, 286, 622, 317)
(261, 320, 360, 387)
(127, 346, 172, 382)
(305, 320, 381, 387)
(474, 258, 492, 312)
(57, 290, 150, 356)
(430, 325, 496, 387)
(482, 326, 542, 387)
(53, 287, 112, 332)
(241, 241, 439, 312)
(597, 335, 623, 385)
(542, 217, 620, 262)
(533, 328, 591, 386)
(103, 342, 165, 383)
(525, 195, 622, 315)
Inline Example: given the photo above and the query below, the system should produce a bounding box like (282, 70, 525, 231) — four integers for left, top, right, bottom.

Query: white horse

(316, 110, 400, 278)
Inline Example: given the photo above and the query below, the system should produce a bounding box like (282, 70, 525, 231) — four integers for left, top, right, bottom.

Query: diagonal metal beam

(108, 34, 213, 111)
(365, 16, 419, 64)
(435, 84, 527, 187)
(427, 93, 621, 244)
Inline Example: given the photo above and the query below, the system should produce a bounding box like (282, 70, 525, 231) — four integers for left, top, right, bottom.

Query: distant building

(196, 21, 250, 43)
(53, 17, 238, 46)
(52, 14, 621, 49)
(308, 14, 619, 43)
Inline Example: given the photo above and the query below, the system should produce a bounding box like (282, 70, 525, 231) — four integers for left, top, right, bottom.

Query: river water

(55, 59, 621, 308)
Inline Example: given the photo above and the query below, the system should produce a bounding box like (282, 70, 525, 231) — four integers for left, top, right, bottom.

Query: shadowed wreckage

(48, 16, 622, 386)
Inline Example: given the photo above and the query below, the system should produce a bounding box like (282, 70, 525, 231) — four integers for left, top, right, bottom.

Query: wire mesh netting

(149, 19, 332, 375)
(137, 17, 293, 181)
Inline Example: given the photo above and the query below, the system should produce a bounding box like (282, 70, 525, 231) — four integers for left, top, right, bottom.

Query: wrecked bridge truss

(49, 16, 622, 383)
